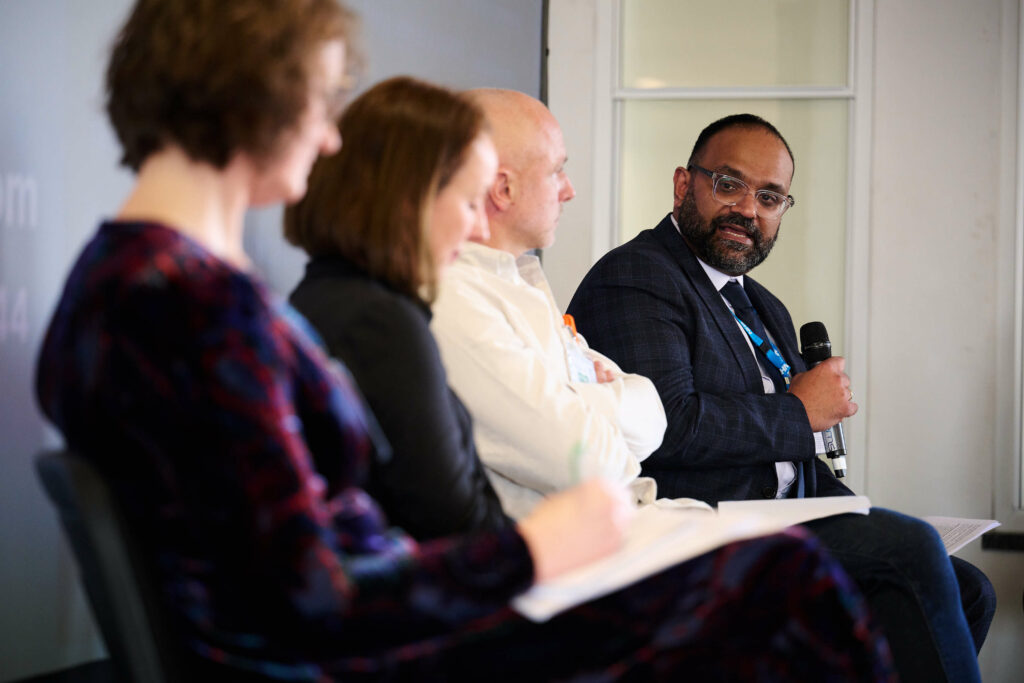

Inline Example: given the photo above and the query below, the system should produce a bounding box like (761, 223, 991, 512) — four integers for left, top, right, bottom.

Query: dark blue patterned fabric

(36, 221, 895, 681)
(36, 222, 533, 676)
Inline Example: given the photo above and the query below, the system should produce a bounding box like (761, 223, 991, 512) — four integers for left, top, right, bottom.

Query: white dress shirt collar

(457, 241, 522, 281)
(457, 242, 557, 299)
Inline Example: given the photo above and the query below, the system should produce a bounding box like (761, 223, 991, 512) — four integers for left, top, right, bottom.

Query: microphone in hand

(799, 322, 848, 478)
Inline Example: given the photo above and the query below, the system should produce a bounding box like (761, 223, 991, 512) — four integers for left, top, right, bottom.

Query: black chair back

(35, 449, 183, 683)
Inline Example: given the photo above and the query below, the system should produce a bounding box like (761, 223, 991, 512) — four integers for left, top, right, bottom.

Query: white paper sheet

(512, 495, 870, 622)
(921, 516, 1000, 554)
(718, 495, 871, 526)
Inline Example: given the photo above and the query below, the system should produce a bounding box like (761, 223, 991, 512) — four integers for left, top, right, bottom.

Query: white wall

(0, 1, 542, 680)
(0, 3, 134, 680)
(547, 0, 1024, 680)
(868, 1, 1024, 680)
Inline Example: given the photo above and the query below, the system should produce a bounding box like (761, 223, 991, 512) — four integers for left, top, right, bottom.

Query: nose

(559, 173, 576, 203)
(733, 189, 758, 219)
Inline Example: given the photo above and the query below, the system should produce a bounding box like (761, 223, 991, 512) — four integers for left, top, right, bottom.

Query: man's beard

(676, 189, 778, 276)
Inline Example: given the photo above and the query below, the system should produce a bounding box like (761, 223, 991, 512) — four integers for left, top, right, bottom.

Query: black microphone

(799, 322, 847, 478)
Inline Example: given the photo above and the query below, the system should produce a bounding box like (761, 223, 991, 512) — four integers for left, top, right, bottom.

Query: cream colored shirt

(431, 242, 671, 519)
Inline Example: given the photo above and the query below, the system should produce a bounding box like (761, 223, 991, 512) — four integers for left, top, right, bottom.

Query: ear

(489, 168, 515, 212)
(673, 166, 691, 211)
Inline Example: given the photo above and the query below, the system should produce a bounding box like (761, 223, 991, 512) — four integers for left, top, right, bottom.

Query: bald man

(430, 89, 677, 519)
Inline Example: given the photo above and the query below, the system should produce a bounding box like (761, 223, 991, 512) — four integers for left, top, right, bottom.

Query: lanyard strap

(731, 313, 792, 389)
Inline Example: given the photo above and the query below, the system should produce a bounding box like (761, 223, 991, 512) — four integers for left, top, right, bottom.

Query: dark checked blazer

(567, 214, 852, 506)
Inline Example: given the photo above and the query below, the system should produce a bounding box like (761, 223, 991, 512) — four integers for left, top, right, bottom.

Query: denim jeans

(804, 508, 983, 683)
(950, 554, 996, 652)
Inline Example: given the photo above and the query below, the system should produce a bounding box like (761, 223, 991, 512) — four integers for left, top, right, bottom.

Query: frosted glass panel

(622, 0, 849, 89)
(619, 99, 849, 350)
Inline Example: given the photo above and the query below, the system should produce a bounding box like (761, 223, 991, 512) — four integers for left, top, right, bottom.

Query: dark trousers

(951, 554, 997, 651)
(804, 508, 994, 683)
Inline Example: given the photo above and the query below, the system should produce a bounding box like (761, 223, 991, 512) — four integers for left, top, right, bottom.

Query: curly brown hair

(106, 0, 358, 171)
(284, 76, 486, 303)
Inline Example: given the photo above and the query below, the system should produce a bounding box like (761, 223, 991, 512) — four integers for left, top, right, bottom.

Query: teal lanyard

(731, 314, 792, 389)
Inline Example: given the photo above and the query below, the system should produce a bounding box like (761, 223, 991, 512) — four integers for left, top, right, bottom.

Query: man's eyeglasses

(688, 165, 795, 220)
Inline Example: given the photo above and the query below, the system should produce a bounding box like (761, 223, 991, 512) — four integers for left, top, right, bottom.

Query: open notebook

(513, 495, 870, 622)
(512, 495, 998, 622)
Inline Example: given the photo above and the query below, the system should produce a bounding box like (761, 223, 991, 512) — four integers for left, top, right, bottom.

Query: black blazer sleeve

(292, 272, 511, 539)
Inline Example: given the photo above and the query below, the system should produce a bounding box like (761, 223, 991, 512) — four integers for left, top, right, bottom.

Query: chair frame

(35, 449, 183, 683)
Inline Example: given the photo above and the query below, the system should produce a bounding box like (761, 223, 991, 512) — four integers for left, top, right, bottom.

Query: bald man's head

(465, 88, 575, 256)
(467, 89, 553, 171)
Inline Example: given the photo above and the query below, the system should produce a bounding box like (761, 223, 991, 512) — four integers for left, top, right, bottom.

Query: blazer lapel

(652, 216, 766, 392)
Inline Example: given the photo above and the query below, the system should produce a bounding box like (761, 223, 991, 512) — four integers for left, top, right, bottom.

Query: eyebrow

(716, 164, 788, 195)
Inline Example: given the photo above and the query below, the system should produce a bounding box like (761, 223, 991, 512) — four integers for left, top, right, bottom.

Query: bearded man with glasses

(568, 113, 994, 683)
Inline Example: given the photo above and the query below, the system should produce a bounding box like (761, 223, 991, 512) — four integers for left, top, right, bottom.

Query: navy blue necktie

(720, 280, 787, 394)
(720, 279, 806, 498)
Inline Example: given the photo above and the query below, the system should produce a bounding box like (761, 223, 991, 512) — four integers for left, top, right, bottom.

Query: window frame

(993, 0, 1024, 531)
(549, 0, 1024, 528)
(547, 0, 876, 494)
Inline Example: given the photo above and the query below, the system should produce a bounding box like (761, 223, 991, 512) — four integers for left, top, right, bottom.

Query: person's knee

(804, 507, 953, 587)
(864, 507, 949, 566)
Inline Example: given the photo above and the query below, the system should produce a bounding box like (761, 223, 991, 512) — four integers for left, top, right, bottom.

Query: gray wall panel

(0, 1, 542, 679)
(246, 0, 543, 298)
